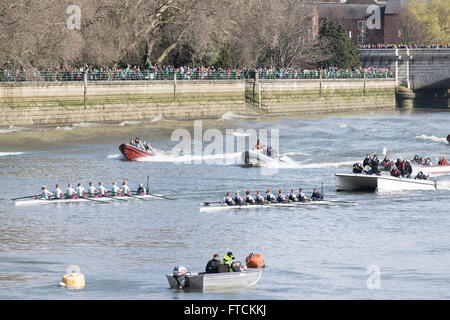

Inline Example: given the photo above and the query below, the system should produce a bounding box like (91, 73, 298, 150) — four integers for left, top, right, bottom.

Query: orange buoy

(246, 253, 265, 268)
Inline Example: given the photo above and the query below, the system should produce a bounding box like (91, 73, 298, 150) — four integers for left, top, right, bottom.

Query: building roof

(316, 3, 379, 19)
(384, 0, 413, 14)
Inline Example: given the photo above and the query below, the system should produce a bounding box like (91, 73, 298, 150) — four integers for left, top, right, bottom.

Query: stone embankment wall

(0, 79, 396, 127)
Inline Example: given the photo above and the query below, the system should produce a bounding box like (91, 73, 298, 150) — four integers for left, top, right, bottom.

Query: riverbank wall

(0, 79, 396, 127)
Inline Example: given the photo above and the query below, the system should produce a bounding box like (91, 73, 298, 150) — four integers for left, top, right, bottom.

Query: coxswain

(111, 181, 122, 196)
(415, 171, 427, 180)
(297, 188, 307, 202)
(390, 166, 400, 177)
(288, 189, 297, 202)
(137, 184, 146, 195)
(88, 182, 98, 197)
(255, 191, 265, 204)
(65, 183, 76, 198)
(234, 191, 243, 205)
(244, 190, 255, 205)
(98, 182, 108, 196)
(363, 154, 371, 167)
(265, 188, 276, 203)
(310, 188, 323, 201)
(121, 180, 131, 195)
(276, 190, 285, 202)
(53, 184, 63, 199)
(76, 182, 86, 197)
(223, 192, 234, 206)
(41, 185, 53, 200)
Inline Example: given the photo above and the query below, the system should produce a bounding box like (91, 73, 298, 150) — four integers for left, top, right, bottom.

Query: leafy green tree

(318, 18, 360, 69)
(213, 46, 233, 68)
(408, 0, 449, 44)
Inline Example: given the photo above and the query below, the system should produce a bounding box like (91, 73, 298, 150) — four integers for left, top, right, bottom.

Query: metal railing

(0, 69, 394, 82)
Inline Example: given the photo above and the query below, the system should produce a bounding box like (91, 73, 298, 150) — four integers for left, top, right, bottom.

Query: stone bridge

(359, 48, 450, 108)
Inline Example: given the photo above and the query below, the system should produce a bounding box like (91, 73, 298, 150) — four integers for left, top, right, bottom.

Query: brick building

(313, 0, 412, 45)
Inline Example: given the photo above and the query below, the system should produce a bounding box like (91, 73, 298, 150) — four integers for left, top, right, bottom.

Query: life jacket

(222, 255, 235, 272)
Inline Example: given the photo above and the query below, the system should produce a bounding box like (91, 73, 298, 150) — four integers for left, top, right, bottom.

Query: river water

(0, 110, 449, 299)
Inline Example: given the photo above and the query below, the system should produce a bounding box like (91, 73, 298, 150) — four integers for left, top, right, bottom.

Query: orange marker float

(246, 253, 265, 268)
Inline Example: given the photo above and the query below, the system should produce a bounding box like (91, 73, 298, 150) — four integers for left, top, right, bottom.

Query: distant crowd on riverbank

(1, 65, 394, 82)
(358, 44, 450, 49)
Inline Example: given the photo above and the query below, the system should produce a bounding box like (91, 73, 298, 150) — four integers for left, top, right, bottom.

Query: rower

(111, 181, 121, 196)
(288, 189, 297, 202)
(222, 192, 234, 206)
(244, 190, 255, 205)
(265, 188, 276, 203)
(255, 191, 265, 204)
(310, 188, 323, 201)
(53, 184, 63, 199)
(121, 180, 131, 195)
(297, 188, 307, 202)
(76, 182, 86, 198)
(234, 191, 243, 205)
(137, 184, 146, 195)
(65, 183, 76, 198)
(276, 190, 285, 202)
(98, 182, 108, 196)
(41, 185, 53, 200)
(88, 182, 98, 197)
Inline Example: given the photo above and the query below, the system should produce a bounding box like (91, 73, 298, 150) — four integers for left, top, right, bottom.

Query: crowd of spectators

(1, 63, 394, 82)
(358, 43, 450, 49)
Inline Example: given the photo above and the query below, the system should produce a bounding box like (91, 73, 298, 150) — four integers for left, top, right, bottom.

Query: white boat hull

(166, 269, 262, 291)
(14, 194, 163, 206)
(200, 200, 349, 212)
(241, 150, 274, 167)
(412, 164, 450, 177)
(336, 173, 437, 192)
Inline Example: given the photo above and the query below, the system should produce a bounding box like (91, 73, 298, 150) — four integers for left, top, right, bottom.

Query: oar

(201, 201, 223, 206)
(133, 191, 175, 200)
(10, 195, 38, 201)
(81, 196, 109, 204)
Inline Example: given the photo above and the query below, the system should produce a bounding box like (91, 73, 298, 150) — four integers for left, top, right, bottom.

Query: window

(357, 34, 366, 45)
(357, 20, 366, 31)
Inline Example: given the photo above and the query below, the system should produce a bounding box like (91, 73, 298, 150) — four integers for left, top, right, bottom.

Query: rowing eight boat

(199, 200, 352, 212)
(14, 194, 164, 206)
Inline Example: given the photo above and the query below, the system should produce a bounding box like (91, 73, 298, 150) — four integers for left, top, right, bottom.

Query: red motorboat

(119, 143, 156, 161)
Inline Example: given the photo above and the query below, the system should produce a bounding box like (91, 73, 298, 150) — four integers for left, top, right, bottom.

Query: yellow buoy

(59, 273, 85, 289)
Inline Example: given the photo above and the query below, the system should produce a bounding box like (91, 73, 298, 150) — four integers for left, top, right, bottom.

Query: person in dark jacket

(404, 160, 413, 178)
(390, 166, 400, 177)
(380, 156, 392, 171)
(363, 154, 371, 167)
(415, 171, 427, 180)
(205, 253, 222, 273)
(371, 154, 380, 174)
(353, 162, 363, 173)
(311, 188, 323, 201)
(395, 158, 406, 176)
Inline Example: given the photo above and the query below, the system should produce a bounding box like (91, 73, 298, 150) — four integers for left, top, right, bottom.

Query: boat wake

(0, 151, 26, 157)
(415, 134, 447, 144)
(218, 111, 249, 121)
(0, 125, 27, 134)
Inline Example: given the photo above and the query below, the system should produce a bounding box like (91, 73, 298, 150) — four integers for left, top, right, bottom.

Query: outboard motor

(173, 266, 189, 289)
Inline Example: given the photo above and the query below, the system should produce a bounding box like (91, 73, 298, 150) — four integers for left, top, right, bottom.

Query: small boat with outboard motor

(167, 265, 263, 291)
(119, 138, 155, 161)
(335, 173, 437, 192)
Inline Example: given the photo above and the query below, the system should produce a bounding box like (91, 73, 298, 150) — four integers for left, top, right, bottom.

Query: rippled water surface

(0, 110, 449, 299)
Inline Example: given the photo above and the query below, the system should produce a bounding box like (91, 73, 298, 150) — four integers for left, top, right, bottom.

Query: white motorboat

(335, 173, 437, 192)
(411, 164, 450, 177)
(241, 149, 279, 167)
(167, 267, 263, 291)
